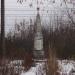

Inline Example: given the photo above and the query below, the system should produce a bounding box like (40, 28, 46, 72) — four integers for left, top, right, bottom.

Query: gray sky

(1, 0, 75, 34)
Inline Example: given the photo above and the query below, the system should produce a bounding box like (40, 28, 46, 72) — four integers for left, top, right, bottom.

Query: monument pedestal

(33, 50, 45, 60)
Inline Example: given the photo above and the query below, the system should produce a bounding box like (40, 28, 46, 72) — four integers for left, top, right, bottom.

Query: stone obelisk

(33, 7, 44, 62)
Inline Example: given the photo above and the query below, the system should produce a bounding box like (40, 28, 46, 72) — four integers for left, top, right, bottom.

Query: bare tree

(63, 0, 75, 27)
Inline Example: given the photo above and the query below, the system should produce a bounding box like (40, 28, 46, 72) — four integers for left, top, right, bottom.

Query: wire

(0, 8, 74, 10)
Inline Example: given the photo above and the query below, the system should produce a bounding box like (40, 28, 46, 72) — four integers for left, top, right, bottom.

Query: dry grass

(47, 46, 59, 75)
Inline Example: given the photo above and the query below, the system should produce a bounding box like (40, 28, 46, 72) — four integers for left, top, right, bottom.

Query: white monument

(33, 7, 44, 61)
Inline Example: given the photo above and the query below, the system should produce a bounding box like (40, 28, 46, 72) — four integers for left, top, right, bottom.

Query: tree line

(0, 19, 75, 75)
(0, 19, 75, 59)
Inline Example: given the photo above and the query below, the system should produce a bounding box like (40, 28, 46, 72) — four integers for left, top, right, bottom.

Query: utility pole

(1, 0, 5, 61)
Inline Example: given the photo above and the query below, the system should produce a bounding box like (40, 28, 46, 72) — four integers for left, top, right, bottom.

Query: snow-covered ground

(21, 62, 46, 75)
(20, 60, 75, 75)
(57, 60, 75, 75)
(6, 60, 25, 74)
(4, 59, 75, 75)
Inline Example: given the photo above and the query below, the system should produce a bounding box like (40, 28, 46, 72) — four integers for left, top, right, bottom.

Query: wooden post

(1, 1, 6, 75)
(1, 0, 5, 59)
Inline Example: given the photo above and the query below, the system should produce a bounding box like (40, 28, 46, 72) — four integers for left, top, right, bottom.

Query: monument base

(33, 50, 45, 60)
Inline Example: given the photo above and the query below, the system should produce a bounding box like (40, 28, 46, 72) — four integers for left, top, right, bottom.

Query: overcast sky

(1, 0, 75, 34)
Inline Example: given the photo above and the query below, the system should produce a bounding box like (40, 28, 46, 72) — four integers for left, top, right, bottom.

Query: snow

(20, 60, 75, 75)
(6, 60, 25, 74)
(57, 60, 75, 75)
(21, 62, 46, 75)
(6, 59, 75, 75)
(21, 71, 35, 75)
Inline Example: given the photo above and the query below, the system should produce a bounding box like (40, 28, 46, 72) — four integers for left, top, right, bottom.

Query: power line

(1, 14, 66, 17)
(0, 13, 59, 16)
(0, 7, 75, 11)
